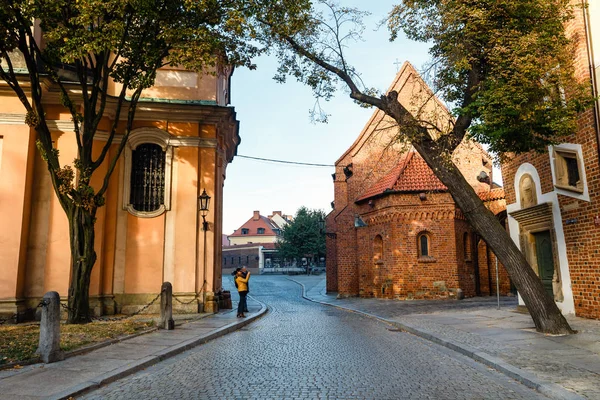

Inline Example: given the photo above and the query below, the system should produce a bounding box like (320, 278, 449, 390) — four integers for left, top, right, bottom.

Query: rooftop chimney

(253, 211, 260, 221)
(272, 211, 282, 216)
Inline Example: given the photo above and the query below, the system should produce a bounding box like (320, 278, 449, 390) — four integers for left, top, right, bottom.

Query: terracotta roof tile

(229, 214, 280, 237)
(478, 188, 505, 202)
(356, 152, 446, 202)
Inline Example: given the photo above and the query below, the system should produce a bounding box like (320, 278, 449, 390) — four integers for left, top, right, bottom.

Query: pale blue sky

(224, 1, 433, 234)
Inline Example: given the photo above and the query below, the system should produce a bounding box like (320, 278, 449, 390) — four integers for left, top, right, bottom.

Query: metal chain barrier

(172, 293, 199, 305)
(0, 300, 47, 325)
(58, 289, 164, 322)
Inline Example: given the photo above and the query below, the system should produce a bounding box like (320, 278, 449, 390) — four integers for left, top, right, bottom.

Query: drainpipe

(582, 1, 600, 167)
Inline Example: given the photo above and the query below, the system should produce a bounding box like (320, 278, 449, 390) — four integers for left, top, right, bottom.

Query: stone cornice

(0, 77, 240, 160)
(0, 113, 218, 148)
(509, 202, 553, 227)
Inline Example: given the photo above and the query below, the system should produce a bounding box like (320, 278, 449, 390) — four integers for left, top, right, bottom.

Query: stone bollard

(37, 291, 64, 363)
(160, 282, 175, 330)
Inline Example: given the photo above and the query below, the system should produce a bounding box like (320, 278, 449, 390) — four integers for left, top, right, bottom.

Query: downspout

(582, 0, 600, 167)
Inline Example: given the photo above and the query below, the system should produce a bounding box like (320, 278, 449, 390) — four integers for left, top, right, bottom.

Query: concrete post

(160, 282, 174, 330)
(37, 291, 64, 363)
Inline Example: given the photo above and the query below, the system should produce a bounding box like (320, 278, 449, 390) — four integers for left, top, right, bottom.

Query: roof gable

(356, 152, 446, 202)
(229, 214, 280, 237)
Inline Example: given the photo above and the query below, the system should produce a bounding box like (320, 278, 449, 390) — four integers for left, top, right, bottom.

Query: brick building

(325, 62, 510, 300)
(223, 210, 290, 274)
(501, 1, 600, 319)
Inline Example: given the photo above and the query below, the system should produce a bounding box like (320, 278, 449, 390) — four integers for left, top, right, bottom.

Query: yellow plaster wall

(43, 132, 75, 296)
(24, 144, 53, 298)
(124, 214, 165, 294)
(171, 146, 200, 293)
(0, 124, 35, 299)
(100, 146, 121, 296)
(199, 132, 216, 293)
(88, 140, 109, 296)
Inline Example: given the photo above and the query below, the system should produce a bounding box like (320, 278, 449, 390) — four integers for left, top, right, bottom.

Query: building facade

(0, 61, 240, 317)
(223, 210, 290, 274)
(501, 1, 600, 319)
(326, 62, 510, 300)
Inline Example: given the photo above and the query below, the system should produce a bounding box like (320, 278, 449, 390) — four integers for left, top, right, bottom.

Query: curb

(49, 301, 268, 400)
(289, 278, 584, 400)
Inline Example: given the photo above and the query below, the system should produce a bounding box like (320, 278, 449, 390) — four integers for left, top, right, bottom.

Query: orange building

(326, 62, 510, 300)
(0, 62, 240, 317)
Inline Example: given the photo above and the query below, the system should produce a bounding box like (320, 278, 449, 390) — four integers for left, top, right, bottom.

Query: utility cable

(237, 154, 334, 167)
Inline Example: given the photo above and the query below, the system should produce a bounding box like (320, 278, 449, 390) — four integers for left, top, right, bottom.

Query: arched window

(418, 232, 431, 257)
(129, 143, 166, 212)
(373, 235, 383, 262)
(123, 128, 173, 218)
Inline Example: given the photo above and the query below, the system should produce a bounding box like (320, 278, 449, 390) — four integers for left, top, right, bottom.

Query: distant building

(223, 211, 291, 273)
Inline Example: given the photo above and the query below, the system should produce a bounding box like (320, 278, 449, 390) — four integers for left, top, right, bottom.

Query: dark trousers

(238, 291, 248, 315)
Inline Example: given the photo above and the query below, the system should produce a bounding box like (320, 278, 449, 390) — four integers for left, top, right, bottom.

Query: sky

(222, 1, 483, 235)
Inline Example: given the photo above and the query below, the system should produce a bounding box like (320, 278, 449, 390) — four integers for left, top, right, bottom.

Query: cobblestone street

(83, 276, 547, 400)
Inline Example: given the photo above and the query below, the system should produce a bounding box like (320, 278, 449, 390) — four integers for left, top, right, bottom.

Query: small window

(373, 235, 383, 262)
(418, 233, 430, 258)
(246, 255, 249, 263)
(238, 256, 241, 264)
(257, 228, 265, 234)
(231, 257, 234, 264)
(224, 257, 226, 265)
(553, 148, 583, 193)
(241, 228, 249, 235)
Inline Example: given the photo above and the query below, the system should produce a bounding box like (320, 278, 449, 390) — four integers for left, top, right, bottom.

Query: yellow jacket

(235, 273, 250, 292)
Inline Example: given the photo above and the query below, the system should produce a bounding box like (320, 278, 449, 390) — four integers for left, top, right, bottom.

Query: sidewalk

(291, 276, 600, 400)
(0, 296, 266, 400)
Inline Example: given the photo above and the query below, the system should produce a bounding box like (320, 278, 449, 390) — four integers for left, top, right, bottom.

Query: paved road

(83, 276, 547, 400)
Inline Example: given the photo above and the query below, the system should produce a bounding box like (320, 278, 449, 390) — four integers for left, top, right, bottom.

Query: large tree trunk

(66, 206, 97, 324)
(413, 142, 574, 334)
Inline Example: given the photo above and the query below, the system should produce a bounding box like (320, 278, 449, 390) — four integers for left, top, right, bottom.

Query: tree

(277, 207, 326, 271)
(257, 0, 593, 334)
(0, 0, 307, 323)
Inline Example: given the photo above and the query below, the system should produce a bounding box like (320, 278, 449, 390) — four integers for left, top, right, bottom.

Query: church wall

(501, 3, 600, 319)
(0, 123, 36, 313)
(355, 193, 464, 299)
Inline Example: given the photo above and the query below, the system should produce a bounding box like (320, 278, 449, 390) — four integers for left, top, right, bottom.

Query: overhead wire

(236, 154, 334, 168)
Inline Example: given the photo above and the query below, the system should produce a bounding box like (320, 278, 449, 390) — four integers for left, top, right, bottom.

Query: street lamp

(319, 216, 336, 238)
(198, 189, 211, 231)
(197, 188, 211, 312)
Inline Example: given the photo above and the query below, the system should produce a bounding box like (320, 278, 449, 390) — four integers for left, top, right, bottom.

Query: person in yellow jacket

(235, 270, 250, 317)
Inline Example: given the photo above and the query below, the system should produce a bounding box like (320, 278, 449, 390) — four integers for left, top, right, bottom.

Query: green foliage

(276, 207, 326, 262)
(388, 0, 593, 154)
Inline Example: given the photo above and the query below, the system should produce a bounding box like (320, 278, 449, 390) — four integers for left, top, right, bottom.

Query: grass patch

(0, 319, 154, 366)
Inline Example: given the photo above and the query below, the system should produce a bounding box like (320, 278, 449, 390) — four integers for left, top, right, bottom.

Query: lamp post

(319, 216, 336, 239)
(198, 189, 210, 312)
(198, 189, 210, 231)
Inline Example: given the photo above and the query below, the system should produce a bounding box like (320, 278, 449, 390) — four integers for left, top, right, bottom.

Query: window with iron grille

(129, 143, 166, 212)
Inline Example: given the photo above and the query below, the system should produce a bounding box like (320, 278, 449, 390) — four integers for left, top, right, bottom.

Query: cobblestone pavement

(83, 276, 547, 400)
(295, 276, 600, 399)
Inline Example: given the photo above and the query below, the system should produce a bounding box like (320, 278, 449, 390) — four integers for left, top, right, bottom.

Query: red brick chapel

(325, 62, 511, 300)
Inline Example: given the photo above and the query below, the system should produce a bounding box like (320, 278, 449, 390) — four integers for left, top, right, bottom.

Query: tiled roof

(478, 188, 505, 202)
(356, 152, 447, 202)
(229, 214, 280, 237)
